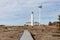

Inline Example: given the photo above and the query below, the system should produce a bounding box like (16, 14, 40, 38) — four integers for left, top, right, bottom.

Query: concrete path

(20, 30, 34, 40)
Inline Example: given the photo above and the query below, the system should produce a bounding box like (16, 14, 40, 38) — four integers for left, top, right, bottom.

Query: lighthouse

(24, 12, 39, 26)
(31, 12, 34, 26)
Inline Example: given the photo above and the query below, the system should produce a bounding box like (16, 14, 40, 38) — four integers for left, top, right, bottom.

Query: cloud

(0, 0, 59, 25)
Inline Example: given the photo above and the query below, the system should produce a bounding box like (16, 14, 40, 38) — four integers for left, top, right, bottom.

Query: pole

(38, 5, 42, 26)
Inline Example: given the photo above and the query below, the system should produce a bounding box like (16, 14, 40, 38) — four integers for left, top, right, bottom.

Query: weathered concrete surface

(20, 30, 33, 40)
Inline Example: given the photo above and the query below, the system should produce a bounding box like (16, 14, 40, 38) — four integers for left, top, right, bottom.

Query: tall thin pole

(38, 5, 42, 26)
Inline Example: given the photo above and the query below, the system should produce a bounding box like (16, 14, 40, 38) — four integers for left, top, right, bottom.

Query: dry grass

(0, 26, 59, 40)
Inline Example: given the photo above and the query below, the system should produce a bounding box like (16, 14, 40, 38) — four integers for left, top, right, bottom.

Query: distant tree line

(48, 15, 60, 26)
(48, 22, 52, 26)
(0, 25, 5, 26)
(58, 15, 60, 30)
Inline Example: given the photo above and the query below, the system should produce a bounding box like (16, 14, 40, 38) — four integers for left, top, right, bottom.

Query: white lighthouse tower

(31, 12, 34, 26)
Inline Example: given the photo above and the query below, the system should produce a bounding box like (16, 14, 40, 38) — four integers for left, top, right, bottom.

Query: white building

(24, 11, 40, 26)
(24, 22, 39, 26)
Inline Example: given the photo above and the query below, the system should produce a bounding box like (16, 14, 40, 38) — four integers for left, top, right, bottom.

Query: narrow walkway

(20, 30, 34, 40)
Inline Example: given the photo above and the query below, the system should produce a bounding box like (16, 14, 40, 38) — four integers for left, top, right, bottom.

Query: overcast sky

(0, 0, 60, 26)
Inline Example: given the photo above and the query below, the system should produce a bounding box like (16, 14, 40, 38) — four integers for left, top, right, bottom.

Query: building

(24, 22, 39, 26)
(24, 11, 40, 26)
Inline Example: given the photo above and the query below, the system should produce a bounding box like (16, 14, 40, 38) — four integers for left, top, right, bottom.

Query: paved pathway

(20, 30, 34, 40)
